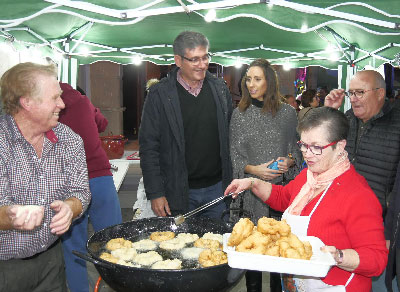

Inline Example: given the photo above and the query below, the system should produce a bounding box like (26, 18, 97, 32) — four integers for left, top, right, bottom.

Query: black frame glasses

(296, 140, 339, 155)
(180, 53, 211, 65)
(344, 88, 380, 99)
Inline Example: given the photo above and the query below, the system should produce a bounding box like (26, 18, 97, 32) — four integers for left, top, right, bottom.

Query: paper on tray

(223, 233, 335, 277)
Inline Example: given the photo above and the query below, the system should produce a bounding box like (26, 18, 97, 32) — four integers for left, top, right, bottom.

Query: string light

(204, 9, 216, 22)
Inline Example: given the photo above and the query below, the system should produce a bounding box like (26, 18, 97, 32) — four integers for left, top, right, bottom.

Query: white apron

(282, 182, 354, 292)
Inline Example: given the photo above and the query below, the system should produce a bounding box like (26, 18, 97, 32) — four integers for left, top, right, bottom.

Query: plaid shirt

(0, 115, 91, 260)
(177, 69, 204, 97)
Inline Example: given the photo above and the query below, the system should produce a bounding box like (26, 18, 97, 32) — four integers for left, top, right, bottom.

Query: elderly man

(0, 62, 91, 292)
(139, 31, 232, 218)
(325, 70, 400, 292)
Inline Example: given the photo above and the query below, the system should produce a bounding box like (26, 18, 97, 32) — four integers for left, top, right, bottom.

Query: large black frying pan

(74, 216, 244, 292)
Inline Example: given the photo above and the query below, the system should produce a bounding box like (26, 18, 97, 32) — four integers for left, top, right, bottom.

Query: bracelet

(336, 249, 344, 264)
(250, 178, 255, 190)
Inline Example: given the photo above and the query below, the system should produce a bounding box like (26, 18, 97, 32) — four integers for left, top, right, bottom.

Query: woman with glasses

(229, 59, 301, 292)
(225, 106, 387, 292)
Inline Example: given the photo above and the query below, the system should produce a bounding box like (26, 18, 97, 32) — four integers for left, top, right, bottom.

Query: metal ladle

(174, 190, 245, 225)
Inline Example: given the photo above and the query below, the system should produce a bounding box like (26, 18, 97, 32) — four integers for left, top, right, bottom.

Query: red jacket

(59, 83, 112, 179)
(266, 165, 388, 292)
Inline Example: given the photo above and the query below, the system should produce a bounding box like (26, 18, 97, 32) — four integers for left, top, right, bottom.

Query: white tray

(223, 233, 335, 277)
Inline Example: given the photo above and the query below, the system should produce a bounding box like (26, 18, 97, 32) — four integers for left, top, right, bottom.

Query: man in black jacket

(139, 31, 233, 219)
(325, 70, 400, 291)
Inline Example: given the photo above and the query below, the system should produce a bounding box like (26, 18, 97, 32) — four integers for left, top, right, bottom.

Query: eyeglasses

(296, 140, 339, 155)
(180, 53, 211, 65)
(344, 88, 380, 99)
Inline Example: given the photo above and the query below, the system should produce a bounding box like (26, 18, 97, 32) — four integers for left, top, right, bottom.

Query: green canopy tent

(1, 0, 400, 89)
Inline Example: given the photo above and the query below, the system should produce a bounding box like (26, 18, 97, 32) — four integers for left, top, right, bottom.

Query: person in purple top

(0, 62, 91, 292)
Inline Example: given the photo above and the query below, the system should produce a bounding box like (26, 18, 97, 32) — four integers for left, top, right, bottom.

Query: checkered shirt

(0, 115, 91, 260)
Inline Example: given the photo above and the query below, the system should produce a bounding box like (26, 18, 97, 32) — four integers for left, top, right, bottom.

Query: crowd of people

(1, 30, 400, 292)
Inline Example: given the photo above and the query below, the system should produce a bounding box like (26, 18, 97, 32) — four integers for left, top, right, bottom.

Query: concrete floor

(84, 141, 271, 292)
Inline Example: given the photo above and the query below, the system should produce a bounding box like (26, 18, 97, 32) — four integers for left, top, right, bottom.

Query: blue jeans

(188, 181, 227, 220)
(61, 176, 122, 292)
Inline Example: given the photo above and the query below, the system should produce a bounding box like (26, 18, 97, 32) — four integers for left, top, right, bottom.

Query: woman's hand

(321, 246, 360, 271)
(224, 178, 253, 198)
(276, 156, 294, 173)
(225, 178, 272, 202)
(246, 159, 283, 181)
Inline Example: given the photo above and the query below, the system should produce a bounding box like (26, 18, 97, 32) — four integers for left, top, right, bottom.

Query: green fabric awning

(1, 0, 399, 70)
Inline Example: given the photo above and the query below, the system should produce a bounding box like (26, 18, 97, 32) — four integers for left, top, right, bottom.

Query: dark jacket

(139, 67, 233, 214)
(385, 162, 400, 291)
(345, 101, 400, 214)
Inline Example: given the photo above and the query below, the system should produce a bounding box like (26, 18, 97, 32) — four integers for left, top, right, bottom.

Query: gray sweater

(229, 103, 301, 223)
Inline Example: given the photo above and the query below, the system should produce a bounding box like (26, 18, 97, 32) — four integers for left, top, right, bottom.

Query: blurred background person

(284, 94, 300, 112)
(298, 89, 319, 121)
(317, 86, 328, 107)
(59, 83, 122, 292)
(229, 59, 301, 292)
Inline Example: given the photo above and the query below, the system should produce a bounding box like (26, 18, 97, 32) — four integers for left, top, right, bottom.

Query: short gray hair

(173, 31, 209, 56)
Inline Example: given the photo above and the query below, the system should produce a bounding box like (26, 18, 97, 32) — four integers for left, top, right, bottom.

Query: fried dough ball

(257, 217, 291, 237)
(159, 238, 186, 250)
(202, 232, 223, 244)
(99, 252, 119, 264)
(236, 231, 271, 254)
(194, 238, 222, 250)
(228, 218, 254, 246)
(132, 251, 163, 266)
(105, 238, 133, 251)
(176, 233, 199, 244)
(198, 249, 228, 267)
(111, 248, 137, 262)
(303, 241, 313, 260)
(117, 259, 141, 267)
(132, 239, 157, 251)
(150, 231, 175, 242)
(151, 259, 182, 270)
(276, 234, 311, 260)
(265, 244, 280, 257)
(180, 247, 204, 260)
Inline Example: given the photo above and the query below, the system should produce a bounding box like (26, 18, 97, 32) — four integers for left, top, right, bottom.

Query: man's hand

(49, 200, 73, 235)
(324, 89, 345, 109)
(7, 205, 45, 230)
(151, 197, 171, 217)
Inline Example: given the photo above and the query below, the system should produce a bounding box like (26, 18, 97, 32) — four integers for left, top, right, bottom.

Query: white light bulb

(283, 62, 292, 71)
(329, 53, 339, 61)
(205, 9, 216, 22)
(132, 55, 142, 65)
(80, 47, 89, 57)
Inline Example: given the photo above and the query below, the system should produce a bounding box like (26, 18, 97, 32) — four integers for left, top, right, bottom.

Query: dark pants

(188, 181, 228, 220)
(0, 240, 67, 292)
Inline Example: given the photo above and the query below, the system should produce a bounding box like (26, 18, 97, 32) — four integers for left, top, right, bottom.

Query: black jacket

(385, 162, 400, 291)
(345, 101, 400, 214)
(139, 67, 233, 214)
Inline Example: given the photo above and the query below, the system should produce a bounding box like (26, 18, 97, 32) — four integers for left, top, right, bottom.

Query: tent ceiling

(1, 0, 400, 69)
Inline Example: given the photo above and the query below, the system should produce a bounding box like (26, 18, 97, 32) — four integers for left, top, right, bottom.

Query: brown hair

(238, 59, 282, 115)
(301, 89, 317, 108)
(0, 62, 57, 115)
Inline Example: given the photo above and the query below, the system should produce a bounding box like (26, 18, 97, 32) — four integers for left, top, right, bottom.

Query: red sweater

(266, 165, 387, 292)
(59, 83, 112, 179)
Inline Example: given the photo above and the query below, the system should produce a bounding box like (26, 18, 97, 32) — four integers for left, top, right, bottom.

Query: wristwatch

(336, 249, 344, 264)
